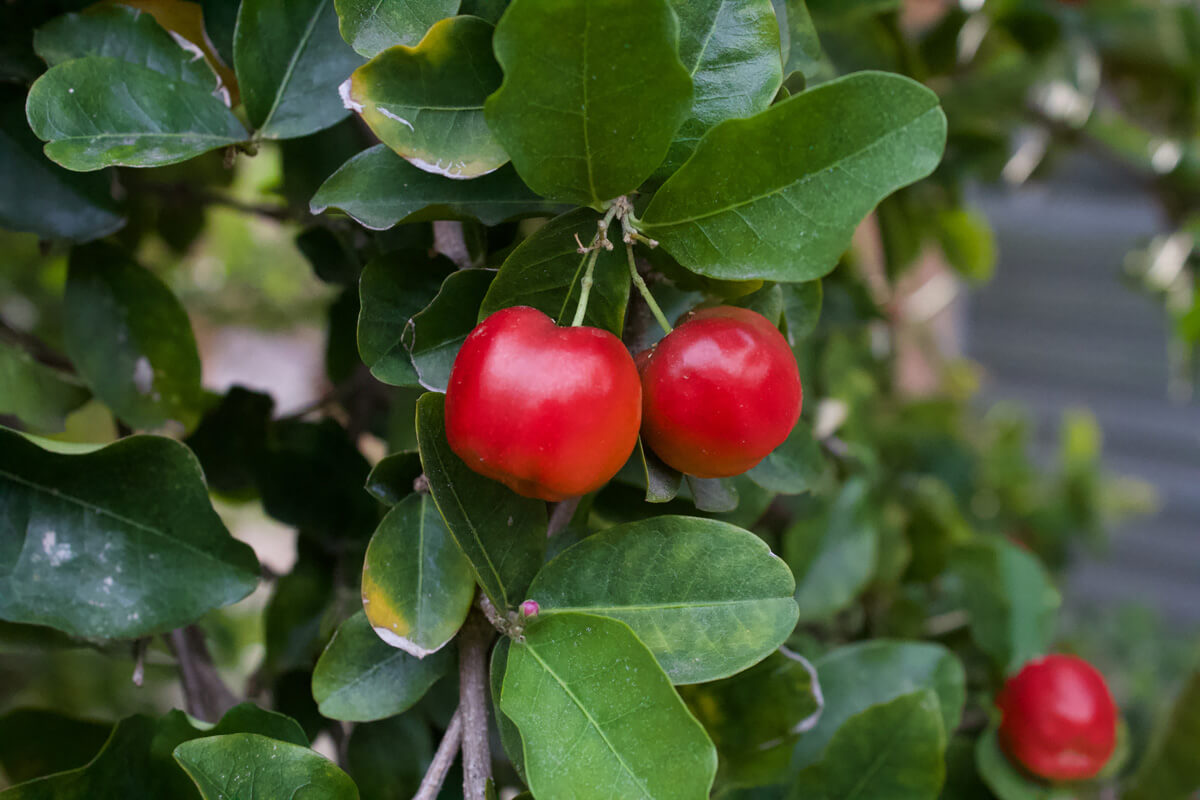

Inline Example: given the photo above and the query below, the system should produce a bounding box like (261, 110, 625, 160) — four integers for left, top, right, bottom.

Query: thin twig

(434, 221, 475, 268)
(165, 625, 239, 723)
(0, 317, 75, 372)
(413, 709, 464, 800)
(458, 608, 495, 800)
(547, 496, 582, 537)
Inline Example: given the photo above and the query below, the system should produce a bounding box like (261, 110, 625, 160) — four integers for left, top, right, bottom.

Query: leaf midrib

(259, 0, 328, 134)
(645, 104, 943, 228)
(539, 597, 792, 614)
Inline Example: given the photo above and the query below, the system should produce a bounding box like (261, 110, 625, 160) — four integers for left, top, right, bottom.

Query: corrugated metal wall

(967, 162, 1200, 623)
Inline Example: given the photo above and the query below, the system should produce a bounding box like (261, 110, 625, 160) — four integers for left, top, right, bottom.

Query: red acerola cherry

(997, 655, 1118, 782)
(638, 306, 802, 478)
(445, 306, 641, 501)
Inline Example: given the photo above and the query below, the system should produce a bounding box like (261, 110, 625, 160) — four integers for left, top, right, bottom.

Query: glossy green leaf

(0, 709, 110, 785)
(348, 16, 506, 178)
(0, 704, 307, 800)
(782, 280, 823, 346)
(639, 439, 683, 503)
(174, 733, 358, 800)
(0, 428, 259, 640)
(641, 71, 946, 281)
(791, 640, 965, 772)
(312, 610, 452, 722)
(357, 252, 455, 386)
(685, 475, 740, 513)
(731, 283, 785, 324)
(747, 419, 825, 495)
(361, 493, 475, 657)
(491, 637, 528, 782)
(527, 516, 797, 684)
(312, 146, 561, 229)
(26, 57, 247, 170)
(416, 393, 547, 610)
(235, 0, 364, 139)
(183, 387, 274, 499)
(1123, 669, 1200, 800)
(501, 613, 717, 799)
(335, 0, 460, 57)
(63, 243, 203, 431)
(680, 649, 822, 788)
(784, 479, 878, 621)
(661, 0, 782, 174)
(975, 727, 1065, 800)
(479, 208, 631, 334)
(364, 451, 424, 506)
(404, 268, 496, 392)
(34, 5, 221, 90)
(948, 538, 1060, 674)
(485, 0, 694, 208)
(788, 691, 946, 800)
(0, 89, 123, 241)
(0, 342, 89, 433)
(201, 0, 239, 66)
(781, 0, 823, 80)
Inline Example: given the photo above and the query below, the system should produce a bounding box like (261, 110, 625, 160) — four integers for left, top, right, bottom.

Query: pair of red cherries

(444, 304, 802, 501)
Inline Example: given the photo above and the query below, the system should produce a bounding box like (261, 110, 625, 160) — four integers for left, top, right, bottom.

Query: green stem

(570, 248, 601, 327)
(626, 242, 672, 334)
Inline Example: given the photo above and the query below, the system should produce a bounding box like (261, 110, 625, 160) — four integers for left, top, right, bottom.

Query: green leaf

(183, 387, 274, 499)
(640, 71, 946, 281)
(747, 419, 825, 495)
(26, 57, 247, 170)
(491, 638, 528, 782)
(936, 207, 996, 283)
(357, 251, 455, 386)
(782, 280, 822, 346)
(415, 392, 547, 610)
(680, 649, 822, 788)
(784, 479, 878, 622)
(501, 613, 717, 799)
(0, 428, 259, 640)
(235, 0, 364, 139)
(484, 0, 694, 207)
(345, 714, 431, 800)
(34, 5, 222, 91)
(404, 268, 496, 392)
(788, 691, 946, 800)
(0, 342, 89, 433)
(201, 0, 239, 67)
(948, 538, 1060, 674)
(364, 451, 424, 506)
(0, 709, 110, 785)
(638, 439, 683, 503)
(174, 733, 359, 800)
(527, 516, 798, 684)
(63, 243, 204, 432)
(479, 208, 631, 334)
(975, 727, 1064, 800)
(335, 0, 460, 57)
(661, 0, 782, 175)
(0, 89, 123, 241)
(0, 704, 307, 800)
(791, 640, 965, 772)
(311, 145, 563, 229)
(686, 474, 740, 513)
(1123, 670, 1200, 800)
(781, 0, 823, 81)
(312, 610, 452, 722)
(361, 493, 475, 657)
(262, 543, 335, 674)
(348, 15, 506, 178)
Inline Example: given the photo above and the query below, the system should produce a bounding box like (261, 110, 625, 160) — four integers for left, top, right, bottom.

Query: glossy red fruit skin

(638, 306, 802, 478)
(444, 306, 642, 501)
(997, 655, 1118, 782)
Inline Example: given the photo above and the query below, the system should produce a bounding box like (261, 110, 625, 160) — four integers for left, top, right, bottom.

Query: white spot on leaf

(132, 356, 154, 395)
(41, 531, 73, 566)
(376, 107, 415, 131)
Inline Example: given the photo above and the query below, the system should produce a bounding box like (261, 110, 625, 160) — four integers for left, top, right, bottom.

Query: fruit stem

(625, 241, 673, 334)
(570, 248, 601, 327)
(569, 204, 623, 326)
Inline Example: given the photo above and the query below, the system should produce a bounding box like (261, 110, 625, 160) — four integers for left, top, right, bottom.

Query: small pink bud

(520, 600, 540, 618)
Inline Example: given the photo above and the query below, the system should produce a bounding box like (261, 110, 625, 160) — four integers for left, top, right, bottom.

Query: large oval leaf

(361, 493, 475, 658)
(660, 0, 783, 175)
(311, 610, 452, 722)
(404, 269, 496, 392)
(485, 0, 694, 208)
(335, 0, 460, 57)
(235, 0, 364, 139)
(791, 640, 965, 772)
(26, 57, 247, 170)
(0, 428, 260, 640)
(478, 208, 631, 335)
(640, 71, 946, 281)
(348, 15, 506, 178)
(746, 419, 826, 495)
(788, 691, 946, 800)
(415, 392, 547, 611)
(311, 146, 562, 229)
(527, 516, 798, 684)
(63, 243, 204, 432)
(34, 5, 222, 91)
(501, 613, 717, 799)
(174, 733, 358, 800)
